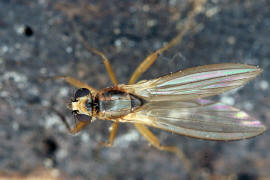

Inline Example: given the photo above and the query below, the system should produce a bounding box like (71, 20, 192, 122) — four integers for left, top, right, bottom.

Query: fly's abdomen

(98, 89, 143, 119)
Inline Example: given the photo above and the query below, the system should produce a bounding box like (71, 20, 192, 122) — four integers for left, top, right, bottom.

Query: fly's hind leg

(134, 124, 191, 172)
(128, 0, 206, 84)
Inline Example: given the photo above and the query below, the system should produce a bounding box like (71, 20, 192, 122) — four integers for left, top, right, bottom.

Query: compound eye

(72, 110, 79, 115)
(74, 114, 92, 122)
(74, 88, 90, 99)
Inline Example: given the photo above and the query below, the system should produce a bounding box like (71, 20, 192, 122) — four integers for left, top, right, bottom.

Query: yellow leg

(128, 0, 206, 84)
(134, 124, 191, 172)
(97, 121, 119, 147)
(53, 76, 97, 92)
(71, 20, 118, 85)
(66, 121, 90, 134)
(94, 121, 119, 159)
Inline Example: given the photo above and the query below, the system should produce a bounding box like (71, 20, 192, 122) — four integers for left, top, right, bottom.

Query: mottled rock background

(0, 0, 269, 179)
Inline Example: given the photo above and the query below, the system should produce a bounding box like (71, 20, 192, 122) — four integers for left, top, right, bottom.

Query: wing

(122, 99, 266, 140)
(120, 63, 262, 101)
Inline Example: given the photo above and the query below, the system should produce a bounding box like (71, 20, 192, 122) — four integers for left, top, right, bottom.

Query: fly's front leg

(65, 121, 90, 134)
(52, 108, 90, 134)
(134, 124, 191, 172)
(71, 20, 118, 85)
(51, 76, 97, 92)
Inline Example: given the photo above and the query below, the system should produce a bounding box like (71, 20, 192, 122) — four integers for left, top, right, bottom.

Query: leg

(52, 108, 90, 134)
(65, 121, 90, 134)
(93, 121, 119, 159)
(128, 0, 206, 84)
(134, 124, 191, 172)
(97, 121, 119, 147)
(71, 20, 118, 85)
(53, 76, 97, 92)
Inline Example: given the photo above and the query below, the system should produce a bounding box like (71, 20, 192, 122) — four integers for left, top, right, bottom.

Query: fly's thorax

(96, 88, 144, 119)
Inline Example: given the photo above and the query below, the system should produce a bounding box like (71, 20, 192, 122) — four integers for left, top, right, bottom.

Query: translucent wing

(120, 63, 262, 101)
(122, 99, 266, 140)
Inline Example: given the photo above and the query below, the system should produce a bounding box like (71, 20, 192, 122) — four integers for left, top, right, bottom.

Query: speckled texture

(0, 0, 269, 179)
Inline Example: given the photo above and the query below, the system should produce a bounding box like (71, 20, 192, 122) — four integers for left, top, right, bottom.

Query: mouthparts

(67, 101, 72, 110)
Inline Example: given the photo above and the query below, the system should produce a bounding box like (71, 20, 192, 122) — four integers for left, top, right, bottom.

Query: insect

(59, 63, 266, 141)
(54, 0, 266, 172)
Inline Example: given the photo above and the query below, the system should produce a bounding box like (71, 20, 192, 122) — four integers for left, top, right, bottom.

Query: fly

(61, 63, 265, 141)
(53, 0, 266, 172)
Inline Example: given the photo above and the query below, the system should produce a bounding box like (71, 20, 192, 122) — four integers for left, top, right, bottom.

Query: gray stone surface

(0, 0, 269, 179)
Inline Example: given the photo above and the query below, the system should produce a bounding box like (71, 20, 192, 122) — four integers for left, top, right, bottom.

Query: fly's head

(68, 88, 94, 122)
